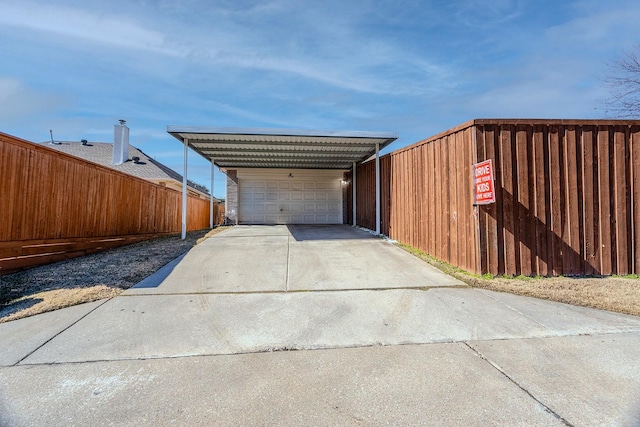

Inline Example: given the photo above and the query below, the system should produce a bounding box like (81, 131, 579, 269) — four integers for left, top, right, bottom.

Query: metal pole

(181, 138, 188, 239)
(210, 160, 214, 229)
(352, 162, 357, 226)
(375, 143, 380, 235)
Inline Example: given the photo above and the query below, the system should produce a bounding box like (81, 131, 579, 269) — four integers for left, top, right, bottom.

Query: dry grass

(467, 276, 640, 317)
(0, 227, 230, 323)
(196, 226, 230, 244)
(0, 286, 122, 323)
(399, 244, 640, 317)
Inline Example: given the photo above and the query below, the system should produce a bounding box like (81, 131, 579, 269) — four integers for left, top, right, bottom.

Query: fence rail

(0, 132, 222, 274)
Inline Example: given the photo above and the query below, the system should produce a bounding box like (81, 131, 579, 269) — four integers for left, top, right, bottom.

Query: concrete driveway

(1, 225, 640, 426)
(126, 224, 462, 294)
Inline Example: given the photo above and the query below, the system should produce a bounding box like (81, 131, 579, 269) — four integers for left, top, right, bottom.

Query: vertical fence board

(613, 126, 630, 274)
(549, 126, 564, 275)
(463, 127, 477, 272)
(597, 128, 612, 275)
(499, 126, 516, 275)
(633, 126, 640, 273)
(582, 128, 597, 274)
(449, 132, 459, 268)
(440, 138, 450, 262)
(564, 127, 582, 274)
(516, 126, 532, 275)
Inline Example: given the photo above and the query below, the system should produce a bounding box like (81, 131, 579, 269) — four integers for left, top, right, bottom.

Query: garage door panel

(239, 171, 342, 224)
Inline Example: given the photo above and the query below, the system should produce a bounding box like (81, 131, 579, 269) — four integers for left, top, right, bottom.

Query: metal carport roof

(167, 126, 397, 238)
(167, 126, 398, 169)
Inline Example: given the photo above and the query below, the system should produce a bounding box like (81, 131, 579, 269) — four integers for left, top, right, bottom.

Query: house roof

(42, 141, 212, 197)
(167, 127, 398, 169)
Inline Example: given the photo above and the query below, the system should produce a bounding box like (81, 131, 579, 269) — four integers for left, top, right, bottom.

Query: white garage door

(238, 169, 343, 224)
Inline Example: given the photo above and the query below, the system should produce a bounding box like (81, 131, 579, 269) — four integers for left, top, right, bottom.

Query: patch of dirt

(0, 227, 230, 322)
(399, 244, 640, 317)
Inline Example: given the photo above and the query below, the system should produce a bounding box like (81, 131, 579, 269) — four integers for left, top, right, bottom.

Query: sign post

(474, 159, 495, 205)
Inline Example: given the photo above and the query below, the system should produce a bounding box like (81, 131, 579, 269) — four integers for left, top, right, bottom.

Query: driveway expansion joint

(285, 233, 291, 292)
(118, 286, 470, 297)
(13, 297, 112, 366)
(463, 342, 574, 427)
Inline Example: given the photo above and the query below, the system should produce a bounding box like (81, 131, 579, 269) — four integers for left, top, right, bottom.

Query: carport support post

(181, 138, 188, 240)
(375, 143, 380, 235)
(352, 162, 357, 226)
(210, 160, 214, 229)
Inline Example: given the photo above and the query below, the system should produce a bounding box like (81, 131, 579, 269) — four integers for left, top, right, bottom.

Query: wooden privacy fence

(475, 120, 640, 276)
(351, 119, 640, 276)
(0, 132, 223, 275)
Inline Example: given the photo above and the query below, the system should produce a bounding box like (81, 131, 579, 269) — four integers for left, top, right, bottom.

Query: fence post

(375, 143, 380, 235)
(352, 162, 357, 226)
(182, 138, 188, 239)
(210, 160, 215, 229)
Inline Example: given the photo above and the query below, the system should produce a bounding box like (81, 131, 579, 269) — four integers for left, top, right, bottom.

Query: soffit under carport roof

(167, 126, 398, 169)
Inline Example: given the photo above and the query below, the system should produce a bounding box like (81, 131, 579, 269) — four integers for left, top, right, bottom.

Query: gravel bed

(0, 229, 217, 321)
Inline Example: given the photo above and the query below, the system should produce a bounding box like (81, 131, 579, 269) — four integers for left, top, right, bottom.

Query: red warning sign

(474, 159, 495, 205)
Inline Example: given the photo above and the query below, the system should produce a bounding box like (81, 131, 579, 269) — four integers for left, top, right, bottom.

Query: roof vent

(132, 156, 141, 164)
(49, 129, 61, 145)
(81, 139, 89, 146)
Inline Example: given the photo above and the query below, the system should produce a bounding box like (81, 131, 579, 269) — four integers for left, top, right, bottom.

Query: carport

(167, 127, 397, 237)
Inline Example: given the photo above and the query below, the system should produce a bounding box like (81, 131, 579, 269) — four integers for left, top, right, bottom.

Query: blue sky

(1, 0, 638, 198)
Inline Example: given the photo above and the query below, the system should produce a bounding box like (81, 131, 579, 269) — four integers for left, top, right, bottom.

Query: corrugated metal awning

(167, 126, 398, 169)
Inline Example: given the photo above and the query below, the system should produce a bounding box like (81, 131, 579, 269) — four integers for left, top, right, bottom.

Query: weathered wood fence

(0, 132, 222, 274)
(349, 119, 640, 276)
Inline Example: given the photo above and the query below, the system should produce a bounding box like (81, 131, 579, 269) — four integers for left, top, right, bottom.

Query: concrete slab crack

(462, 342, 574, 426)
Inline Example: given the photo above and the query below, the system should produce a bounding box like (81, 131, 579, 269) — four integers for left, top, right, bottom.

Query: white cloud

(0, 0, 454, 95)
(451, 0, 525, 29)
(0, 1, 178, 55)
